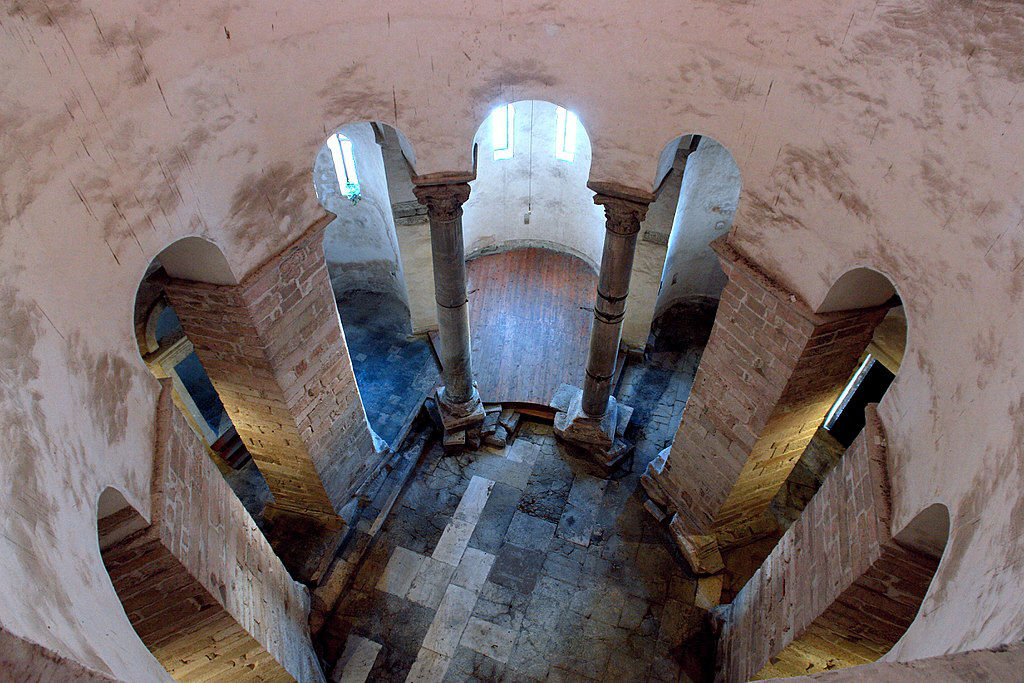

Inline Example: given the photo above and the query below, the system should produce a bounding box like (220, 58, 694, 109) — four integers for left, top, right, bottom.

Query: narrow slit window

(555, 106, 578, 162)
(824, 353, 874, 429)
(492, 103, 514, 160)
(327, 133, 360, 198)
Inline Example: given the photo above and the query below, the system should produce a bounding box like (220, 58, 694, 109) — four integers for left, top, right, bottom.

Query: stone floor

(318, 361, 709, 682)
(337, 291, 440, 445)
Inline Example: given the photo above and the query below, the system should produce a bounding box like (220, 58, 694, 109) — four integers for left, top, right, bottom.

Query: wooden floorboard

(439, 247, 598, 407)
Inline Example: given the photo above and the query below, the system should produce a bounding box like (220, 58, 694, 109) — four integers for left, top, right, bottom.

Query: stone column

(641, 238, 890, 576)
(163, 216, 381, 531)
(412, 181, 485, 437)
(554, 187, 652, 469)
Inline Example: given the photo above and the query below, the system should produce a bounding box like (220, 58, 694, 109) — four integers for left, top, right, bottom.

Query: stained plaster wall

(463, 100, 607, 268)
(379, 126, 438, 333)
(314, 123, 410, 315)
(655, 137, 741, 318)
(2, 1, 1023, 678)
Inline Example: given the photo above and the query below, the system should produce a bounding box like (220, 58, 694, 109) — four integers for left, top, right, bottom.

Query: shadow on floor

(337, 290, 441, 445)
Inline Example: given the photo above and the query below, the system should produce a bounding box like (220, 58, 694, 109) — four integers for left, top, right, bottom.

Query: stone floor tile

(378, 547, 428, 597)
(451, 547, 497, 593)
(472, 580, 529, 631)
(444, 645, 507, 683)
(408, 556, 458, 609)
(488, 543, 546, 595)
(658, 598, 705, 644)
(406, 647, 452, 683)
(505, 511, 557, 551)
(489, 458, 535, 490)
(506, 440, 541, 465)
(506, 629, 555, 680)
(421, 584, 479, 657)
(618, 592, 653, 630)
(460, 616, 516, 664)
(555, 503, 599, 547)
(454, 476, 495, 524)
(540, 547, 583, 585)
(468, 482, 522, 554)
(332, 634, 382, 683)
(432, 518, 477, 566)
(566, 474, 607, 509)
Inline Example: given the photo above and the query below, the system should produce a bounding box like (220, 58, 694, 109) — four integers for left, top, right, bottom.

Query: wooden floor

(463, 248, 597, 407)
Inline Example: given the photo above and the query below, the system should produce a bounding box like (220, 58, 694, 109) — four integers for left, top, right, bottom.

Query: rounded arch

(313, 121, 413, 318)
(154, 236, 238, 286)
(818, 266, 899, 314)
(462, 99, 605, 268)
(652, 133, 742, 327)
(130, 238, 268, 521)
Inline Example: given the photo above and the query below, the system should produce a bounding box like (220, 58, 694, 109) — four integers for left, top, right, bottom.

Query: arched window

(492, 103, 514, 160)
(554, 106, 578, 162)
(327, 133, 360, 198)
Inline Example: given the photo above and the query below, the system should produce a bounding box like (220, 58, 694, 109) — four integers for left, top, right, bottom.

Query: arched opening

(96, 487, 175, 678)
(769, 269, 908, 532)
(753, 503, 950, 678)
(463, 100, 604, 267)
(133, 239, 272, 525)
(649, 134, 742, 352)
(455, 100, 603, 407)
(313, 122, 439, 445)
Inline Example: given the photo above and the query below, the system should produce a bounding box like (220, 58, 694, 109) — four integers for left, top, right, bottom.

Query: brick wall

(647, 238, 887, 555)
(99, 380, 324, 682)
(164, 216, 379, 526)
(716, 407, 941, 682)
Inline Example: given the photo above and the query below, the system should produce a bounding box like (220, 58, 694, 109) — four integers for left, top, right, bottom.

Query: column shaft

(581, 195, 650, 416)
(413, 182, 482, 417)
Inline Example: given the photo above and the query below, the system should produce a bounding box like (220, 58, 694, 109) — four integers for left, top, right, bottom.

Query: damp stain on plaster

(468, 58, 558, 106)
(66, 333, 136, 445)
(6, 0, 84, 26)
(317, 64, 395, 123)
(853, 0, 1024, 87)
(227, 161, 311, 252)
(0, 286, 114, 674)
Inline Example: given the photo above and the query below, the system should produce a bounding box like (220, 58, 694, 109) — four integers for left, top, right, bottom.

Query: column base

(552, 384, 634, 470)
(436, 385, 485, 442)
(668, 512, 724, 576)
(640, 446, 673, 511)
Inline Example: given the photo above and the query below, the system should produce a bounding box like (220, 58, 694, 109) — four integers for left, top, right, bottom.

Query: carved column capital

(413, 182, 472, 222)
(594, 194, 650, 236)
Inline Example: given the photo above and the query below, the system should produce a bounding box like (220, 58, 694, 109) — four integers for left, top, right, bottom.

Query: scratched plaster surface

(1, 0, 1024, 678)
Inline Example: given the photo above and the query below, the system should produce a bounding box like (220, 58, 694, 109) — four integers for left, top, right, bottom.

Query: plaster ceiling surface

(1, 0, 1023, 676)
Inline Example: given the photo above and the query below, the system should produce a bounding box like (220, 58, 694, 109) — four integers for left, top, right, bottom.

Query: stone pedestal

(436, 384, 485, 432)
(552, 384, 633, 469)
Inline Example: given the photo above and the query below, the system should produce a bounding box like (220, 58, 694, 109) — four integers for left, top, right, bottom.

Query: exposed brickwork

(645, 238, 888, 556)
(716, 407, 941, 682)
(164, 217, 379, 526)
(99, 381, 323, 682)
(760, 642, 1024, 682)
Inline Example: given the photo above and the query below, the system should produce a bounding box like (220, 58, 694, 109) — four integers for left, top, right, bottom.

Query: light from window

(492, 104, 514, 160)
(823, 353, 874, 429)
(555, 106, 578, 162)
(327, 133, 360, 198)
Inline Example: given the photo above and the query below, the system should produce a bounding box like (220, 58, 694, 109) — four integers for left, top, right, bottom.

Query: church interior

(2, 1, 1023, 681)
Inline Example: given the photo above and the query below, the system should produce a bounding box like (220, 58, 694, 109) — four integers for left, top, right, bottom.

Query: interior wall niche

(462, 100, 606, 269)
(314, 122, 411, 330)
